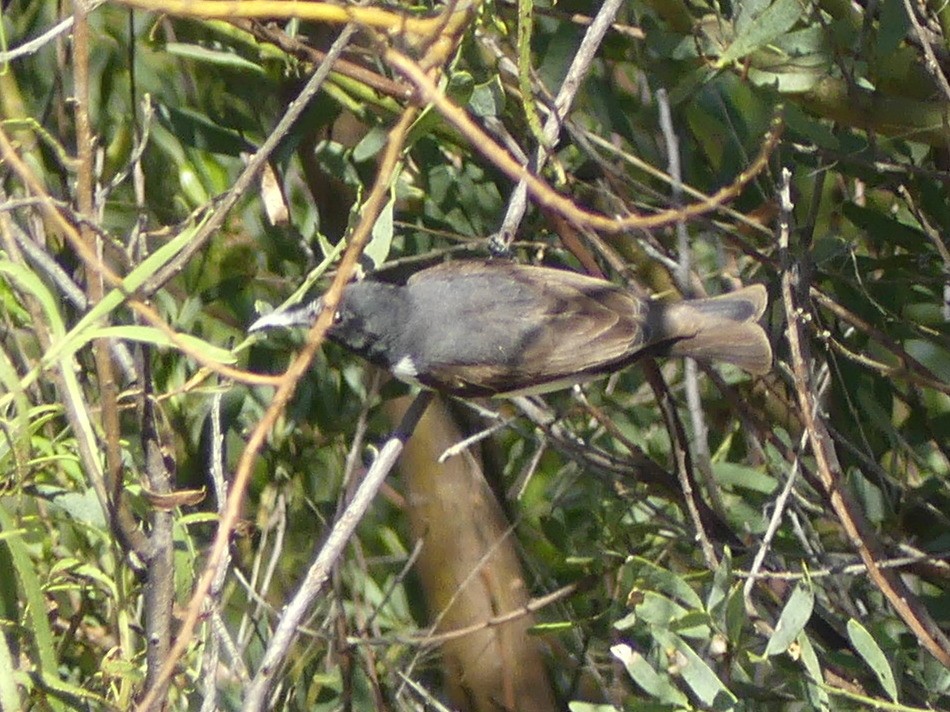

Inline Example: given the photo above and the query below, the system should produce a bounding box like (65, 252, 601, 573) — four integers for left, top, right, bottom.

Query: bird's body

(251, 260, 772, 396)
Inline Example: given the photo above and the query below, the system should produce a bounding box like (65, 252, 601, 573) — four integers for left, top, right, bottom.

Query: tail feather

(655, 285, 773, 375)
(684, 284, 768, 322)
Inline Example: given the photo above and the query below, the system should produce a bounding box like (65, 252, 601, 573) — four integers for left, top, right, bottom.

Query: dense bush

(1, 0, 948, 709)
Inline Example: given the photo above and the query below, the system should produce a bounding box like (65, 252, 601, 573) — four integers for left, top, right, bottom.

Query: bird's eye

(333, 310, 343, 324)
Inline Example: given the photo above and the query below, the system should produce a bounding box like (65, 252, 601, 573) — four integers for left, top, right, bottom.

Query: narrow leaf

(764, 582, 814, 656)
(847, 619, 898, 701)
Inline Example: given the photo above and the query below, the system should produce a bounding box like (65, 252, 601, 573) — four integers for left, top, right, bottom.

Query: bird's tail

(655, 284, 773, 375)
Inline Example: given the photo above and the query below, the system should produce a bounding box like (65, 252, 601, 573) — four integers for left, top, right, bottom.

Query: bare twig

(656, 87, 725, 521)
(242, 391, 433, 711)
(74, 0, 143, 568)
(0, 16, 74, 62)
(388, 48, 784, 235)
(133, 58, 419, 710)
(495, 0, 626, 247)
(743, 170, 809, 615)
(645, 365, 718, 570)
(779, 166, 950, 668)
(354, 580, 585, 647)
(141, 363, 175, 707)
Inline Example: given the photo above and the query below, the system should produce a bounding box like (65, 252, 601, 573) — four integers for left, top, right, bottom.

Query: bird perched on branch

(250, 260, 772, 397)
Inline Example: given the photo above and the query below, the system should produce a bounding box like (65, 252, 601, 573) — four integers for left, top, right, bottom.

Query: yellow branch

(113, 0, 473, 43)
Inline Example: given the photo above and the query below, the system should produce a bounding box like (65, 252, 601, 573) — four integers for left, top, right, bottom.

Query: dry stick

(741, 171, 811, 615)
(656, 87, 726, 522)
(141, 367, 176, 707)
(740, 552, 950, 580)
(388, 49, 783, 234)
(354, 580, 584, 647)
(74, 0, 144, 563)
(645, 366, 718, 570)
(495, 0, 625, 246)
(79, 4, 169, 703)
(232, 18, 412, 101)
(133, 29, 418, 712)
(0, 15, 73, 62)
(242, 392, 433, 711)
(778, 166, 950, 668)
(199, 388, 246, 712)
(114, 0, 473, 45)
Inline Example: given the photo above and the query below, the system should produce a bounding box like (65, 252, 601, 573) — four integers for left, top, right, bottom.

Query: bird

(249, 260, 772, 397)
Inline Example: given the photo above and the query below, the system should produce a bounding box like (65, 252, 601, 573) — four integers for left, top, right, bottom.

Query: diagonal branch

(778, 168, 950, 669)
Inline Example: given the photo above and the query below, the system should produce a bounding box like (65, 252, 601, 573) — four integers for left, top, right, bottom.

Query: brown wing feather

(409, 261, 650, 393)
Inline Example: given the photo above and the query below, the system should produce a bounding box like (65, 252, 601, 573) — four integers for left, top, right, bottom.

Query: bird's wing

(505, 264, 649, 375)
(408, 261, 651, 394)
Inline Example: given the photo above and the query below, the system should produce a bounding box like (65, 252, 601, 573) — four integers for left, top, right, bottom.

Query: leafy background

(1, 0, 949, 710)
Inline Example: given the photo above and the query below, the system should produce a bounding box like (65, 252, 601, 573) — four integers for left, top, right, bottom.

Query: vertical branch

(656, 88, 724, 519)
(134, 33, 413, 708)
(141, 358, 174, 710)
(778, 167, 950, 668)
(644, 365, 718, 570)
(72, 0, 140, 554)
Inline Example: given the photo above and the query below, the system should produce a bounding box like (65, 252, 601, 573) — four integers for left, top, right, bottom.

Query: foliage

(1, 0, 949, 709)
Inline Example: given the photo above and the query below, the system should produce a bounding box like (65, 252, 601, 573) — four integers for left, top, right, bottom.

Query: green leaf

(625, 590, 712, 639)
(611, 643, 689, 706)
(707, 547, 732, 614)
(352, 126, 388, 163)
(164, 42, 265, 74)
(652, 629, 737, 706)
(876, 0, 910, 57)
(469, 76, 505, 118)
(89, 326, 237, 365)
(624, 556, 704, 609)
(717, 0, 804, 66)
(904, 340, 950, 383)
(38, 214, 210, 376)
(0, 505, 69, 711)
(797, 631, 830, 709)
(847, 619, 898, 701)
(158, 104, 254, 156)
(45, 488, 106, 528)
(764, 581, 814, 656)
(713, 462, 778, 494)
(363, 181, 397, 271)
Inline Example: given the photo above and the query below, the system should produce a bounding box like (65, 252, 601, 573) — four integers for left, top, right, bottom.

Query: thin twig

(779, 167, 950, 668)
(133, 27, 417, 711)
(354, 580, 584, 646)
(495, 0, 626, 247)
(0, 16, 74, 62)
(242, 391, 433, 711)
(645, 365, 718, 569)
(387, 49, 784, 235)
(656, 87, 725, 520)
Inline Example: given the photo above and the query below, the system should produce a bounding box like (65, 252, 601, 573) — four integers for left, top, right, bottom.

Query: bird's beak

(248, 299, 323, 333)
